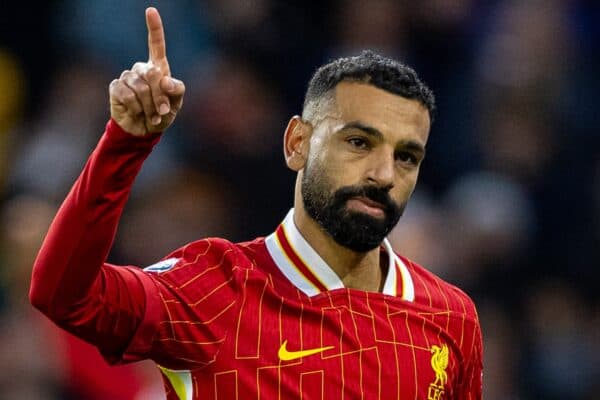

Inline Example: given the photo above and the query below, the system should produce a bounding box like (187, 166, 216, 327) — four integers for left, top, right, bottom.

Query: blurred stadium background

(0, 1, 598, 399)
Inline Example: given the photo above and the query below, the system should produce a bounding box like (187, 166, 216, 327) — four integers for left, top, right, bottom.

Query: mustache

(333, 184, 399, 213)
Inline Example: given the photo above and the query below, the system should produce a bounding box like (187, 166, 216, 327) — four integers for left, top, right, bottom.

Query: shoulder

(400, 254, 479, 319)
(142, 237, 263, 287)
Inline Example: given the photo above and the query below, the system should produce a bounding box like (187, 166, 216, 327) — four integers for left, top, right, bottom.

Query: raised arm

(29, 7, 185, 360)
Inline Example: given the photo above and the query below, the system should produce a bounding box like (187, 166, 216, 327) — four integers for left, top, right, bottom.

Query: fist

(109, 63, 184, 136)
(109, 8, 185, 136)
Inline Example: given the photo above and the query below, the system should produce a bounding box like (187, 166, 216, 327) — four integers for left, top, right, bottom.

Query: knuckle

(122, 91, 137, 104)
(125, 73, 141, 86)
(146, 67, 161, 81)
(132, 62, 146, 72)
(116, 84, 130, 97)
(117, 86, 132, 99)
(137, 84, 150, 96)
(120, 70, 132, 79)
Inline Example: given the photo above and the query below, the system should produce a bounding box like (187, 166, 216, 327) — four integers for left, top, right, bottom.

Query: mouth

(346, 196, 386, 218)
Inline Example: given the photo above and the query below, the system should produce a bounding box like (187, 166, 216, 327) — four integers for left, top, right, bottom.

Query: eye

(347, 137, 369, 149)
(396, 151, 418, 165)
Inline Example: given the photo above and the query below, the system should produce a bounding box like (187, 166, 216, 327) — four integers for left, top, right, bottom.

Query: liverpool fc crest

(428, 344, 449, 400)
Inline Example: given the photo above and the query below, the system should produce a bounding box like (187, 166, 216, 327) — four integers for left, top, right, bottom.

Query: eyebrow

(340, 121, 426, 155)
(341, 121, 383, 140)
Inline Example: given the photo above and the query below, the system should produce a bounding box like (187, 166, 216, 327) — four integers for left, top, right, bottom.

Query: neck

(293, 206, 386, 292)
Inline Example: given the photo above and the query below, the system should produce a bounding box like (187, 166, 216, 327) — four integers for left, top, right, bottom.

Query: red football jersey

(30, 121, 482, 400)
(130, 210, 482, 399)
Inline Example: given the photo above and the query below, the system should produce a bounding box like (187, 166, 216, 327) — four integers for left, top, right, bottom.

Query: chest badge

(428, 344, 449, 400)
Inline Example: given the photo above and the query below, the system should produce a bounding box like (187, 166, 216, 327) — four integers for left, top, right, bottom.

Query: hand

(109, 7, 185, 136)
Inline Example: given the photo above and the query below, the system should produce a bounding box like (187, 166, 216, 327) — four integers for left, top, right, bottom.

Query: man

(30, 7, 482, 400)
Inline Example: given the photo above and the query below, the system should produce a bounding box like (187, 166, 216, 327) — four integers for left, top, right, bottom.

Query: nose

(366, 149, 395, 188)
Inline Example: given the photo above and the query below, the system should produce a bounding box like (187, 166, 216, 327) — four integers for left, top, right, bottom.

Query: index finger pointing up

(146, 7, 170, 75)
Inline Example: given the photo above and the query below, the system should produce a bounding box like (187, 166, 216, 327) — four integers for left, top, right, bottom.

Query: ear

(283, 115, 311, 171)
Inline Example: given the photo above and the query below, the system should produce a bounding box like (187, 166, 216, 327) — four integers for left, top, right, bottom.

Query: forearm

(29, 119, 160, 319)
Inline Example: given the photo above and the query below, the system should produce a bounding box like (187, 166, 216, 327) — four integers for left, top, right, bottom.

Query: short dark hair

(302, 50, 435, 121)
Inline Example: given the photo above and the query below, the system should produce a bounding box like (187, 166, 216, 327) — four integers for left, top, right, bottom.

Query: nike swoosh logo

(278, 340, 334, 361)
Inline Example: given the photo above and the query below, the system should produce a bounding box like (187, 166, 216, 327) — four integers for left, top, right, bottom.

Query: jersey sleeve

(29, 120, 164, 361)
(29, 120, 242, 368)
(137, 239, 243, 370)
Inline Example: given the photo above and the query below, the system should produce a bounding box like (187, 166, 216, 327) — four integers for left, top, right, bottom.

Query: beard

(301, 161, 406, 252)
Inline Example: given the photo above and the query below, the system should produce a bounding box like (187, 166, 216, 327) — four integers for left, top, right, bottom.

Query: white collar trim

(265, 209, 414, 301)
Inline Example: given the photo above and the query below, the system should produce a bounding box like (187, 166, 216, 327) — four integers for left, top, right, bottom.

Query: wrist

(101, 119, 163, 154)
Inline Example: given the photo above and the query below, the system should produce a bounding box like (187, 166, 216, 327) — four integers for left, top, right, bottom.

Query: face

(293, 82, 431, 252)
